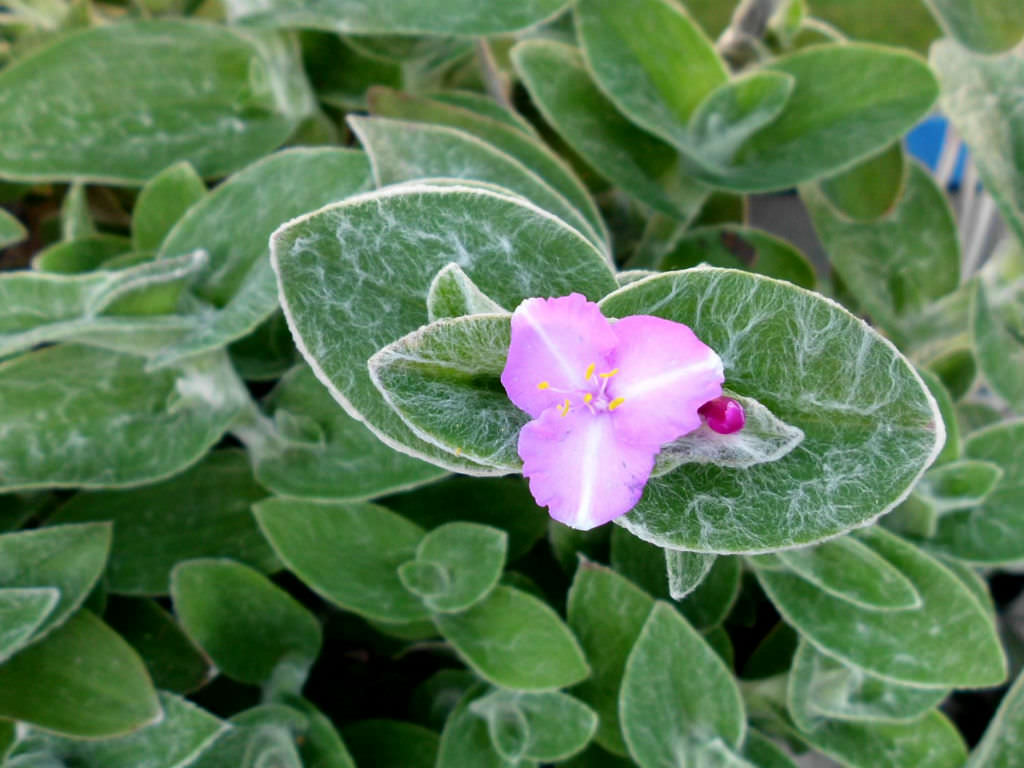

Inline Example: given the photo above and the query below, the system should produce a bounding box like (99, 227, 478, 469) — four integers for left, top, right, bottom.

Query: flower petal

(607, 315, 724, 448)
(501, 293, 617, 418)
(519, 407, 656, 530)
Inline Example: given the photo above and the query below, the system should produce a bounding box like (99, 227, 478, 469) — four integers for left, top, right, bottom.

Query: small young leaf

(968, 665, 1024, 767)
(342, 720, 438, 768)
(254, 498, 430, 624)
(916, 459, 1003, 512)
(0, 610, 161, 738)
(755, 528, 1005, 688)
(399, 522, 507, 613)
(434, 586, 590, 691)
(426, 263, 507, 321)
(567, 562, 655, 756)
(7, 692, 225, 768)
(171, 559, 322, 687)
(972, 281, 1024, 413)
(132, 162, 206, 253)
(819, 143, 905, 222)
(620, 603, 745, 767)
(59, 183, 95, 241)
(0, 588, 59, 664)
(470, 689, 598, 762)
(678, 555, 742, 630)
(787, 640, 947, 728)
(0, 209, 27, 250)
(436, 685, 517, 768)
(665, 551, 715, 600)
(0, 522, 110, 661)
(50, 451, 275, 595)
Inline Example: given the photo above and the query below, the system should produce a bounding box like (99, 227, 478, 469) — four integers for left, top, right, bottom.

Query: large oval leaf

(599, 268, 943, 552)
(0, 21, 308, 184)
(271, 184, 617, 474)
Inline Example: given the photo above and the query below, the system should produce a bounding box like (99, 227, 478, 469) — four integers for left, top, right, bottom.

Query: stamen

(599, 368, 619, 379)
(584, 363, 596, 380)
(608, 397, 626, 411)
(583, 393, 593, 404)
(537, 381, 550, 390)
(559, 398, 571, 417)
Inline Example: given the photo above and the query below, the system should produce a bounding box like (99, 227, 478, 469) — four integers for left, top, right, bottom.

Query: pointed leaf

(0, 209, 27, 250)
(471, 690, 598, 762)
(972, 280, 1024, 412)
(969, 666, 1024, 768)
(427, 263, 506, 321)
(132, 162, 206, 253)
(0, 588, 59, 664)
(665, 551, 715, 600)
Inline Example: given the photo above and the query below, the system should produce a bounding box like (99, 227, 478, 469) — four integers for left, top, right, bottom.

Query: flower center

(537, 364, 625, 417)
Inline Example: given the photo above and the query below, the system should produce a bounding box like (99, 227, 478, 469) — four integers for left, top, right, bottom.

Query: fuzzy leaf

(131, 162, 206, 253)
(471, 689, 598, 762)
(665, 551, 716, 601)
(924, 0, 1024, 53)
(599, 268, 943, 553)
(972, 281, 1024, 413)
(0, 209, 27, 250)
(968, 666, 1024, 768)
(427, 263, 507, 321)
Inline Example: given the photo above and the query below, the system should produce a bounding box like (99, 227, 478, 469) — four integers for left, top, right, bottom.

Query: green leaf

(0, 588, 59, 664)
(0, 346, 247, 491)
(922, 421, 1024, 565)
(436, 685, 516, 768)
(699, 45, 938, 192)
(787, 640, 947, 729)
(0, 209, 27, 250)
(0, 250, 206, 359)
(687, 71, 795, 166)
(272, 184, 616, 474)
(0, 21, 308, 184)
(932, 41, 1024, 246)
(430, 91, 538, 134)
(919, 368, 960, 466)
(0, 523, 110, 661)
(342, 720, 438, 768)
(426, 262, 506, 321)
(282, 697, 356, 768)
(60, 183, 95, 242)
(818, 143, 905, 222)
(652, 391, 805, 476)
(567, 561, 655, 756)
(754, 528, 1005, 688)
(32, 235, 133, 274)
(368, 87, 607, 245)
(575, 0, 727, 149)
(512, 40, 708, 220)
(398, 522, 507, 613)
(972, 281, 1024, 412)
(678, 555, 742, 630)
(599, 268, 943, 552)
(660, 225, 816, 290)
(802, 162, 959, 341)
(434, 585, 589, 691)
(741, 730, 799, 768)
(104, 597, 212, 694)
(254, 498, 429, 624)
(224, 0, 571, 35)
(190, 708, 304, 768)
(386, 475, 548, 562)
(790, 708, 966, 768)
(0, 610, 160, 738)
(150, 148, 373, 369)
(916, 459, 1003, 511)
(923, 0, 1024, 53)
(349, 116, 607, 252)
(132, 162, 206, 253)
(620, 602, 745, 767)
(470, 689, 598, 762)
(49, 451, 275, 595)
(665, 551, 715, 600)
(240, 365, 443, 501)
(369, 313, 523, 470)
(969, 665, 1024, 768)
(7, 691, 224, 768)
(767, 535, 922, 611)
(171, 559, 322, 687)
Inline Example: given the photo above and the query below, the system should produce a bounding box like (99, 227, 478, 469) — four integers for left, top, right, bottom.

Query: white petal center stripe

(520, 301, 587, 384)
(573, 418, 606, 529)
(618, 353, 723, 400)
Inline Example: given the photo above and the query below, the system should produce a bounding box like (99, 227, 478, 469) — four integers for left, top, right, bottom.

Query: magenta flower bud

(699, 396, 746, 435)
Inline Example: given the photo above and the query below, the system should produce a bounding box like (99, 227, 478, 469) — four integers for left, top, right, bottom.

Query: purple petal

(501, 293, 617, 418)
(607, 315, 724, 448)
(519, 407, 656, 530)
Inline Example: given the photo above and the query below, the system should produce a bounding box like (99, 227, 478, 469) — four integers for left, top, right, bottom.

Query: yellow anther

(608, 397, 626, 411)
(455, 447, 463, 456)
(583, 393, 593, 404)
(537, 381, 550, 390)
(599, 368, 619, 379)
(559, 398, 571, 417)
(584, 363, 596, 380)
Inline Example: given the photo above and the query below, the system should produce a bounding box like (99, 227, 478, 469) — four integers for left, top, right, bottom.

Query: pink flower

(501, 293, 727, 530)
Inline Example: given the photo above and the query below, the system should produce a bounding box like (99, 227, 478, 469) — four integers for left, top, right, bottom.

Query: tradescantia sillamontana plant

(1, 0, 1024, 766)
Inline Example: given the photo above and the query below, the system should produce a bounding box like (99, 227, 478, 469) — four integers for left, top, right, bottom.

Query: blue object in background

(906, 114, 968, 188)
